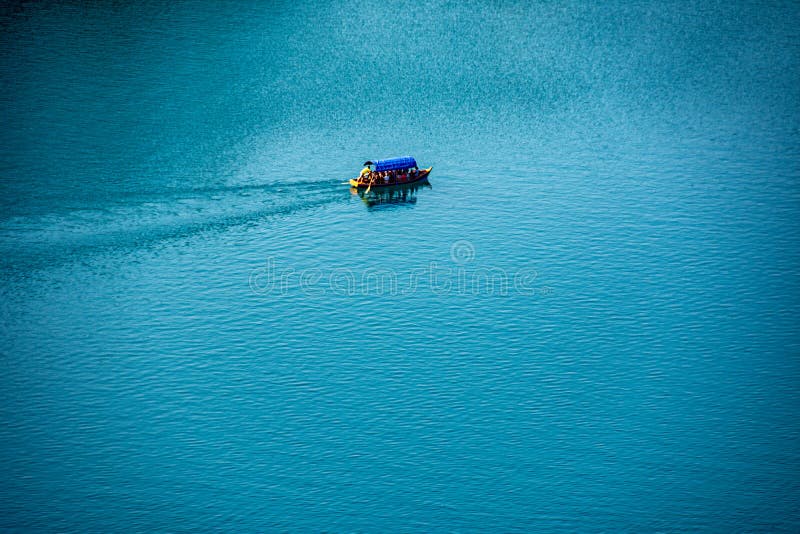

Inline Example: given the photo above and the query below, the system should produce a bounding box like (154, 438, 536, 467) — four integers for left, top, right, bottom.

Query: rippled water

(2, 1, 799, 530)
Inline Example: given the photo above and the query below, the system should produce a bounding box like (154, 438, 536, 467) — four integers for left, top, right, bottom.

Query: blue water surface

(1, 1, 799, 531)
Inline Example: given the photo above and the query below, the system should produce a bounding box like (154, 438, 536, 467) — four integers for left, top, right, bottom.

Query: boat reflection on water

(350, 182, 432, 209)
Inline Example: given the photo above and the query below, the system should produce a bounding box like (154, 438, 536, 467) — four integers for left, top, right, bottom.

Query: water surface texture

(2, 1, 799, 531)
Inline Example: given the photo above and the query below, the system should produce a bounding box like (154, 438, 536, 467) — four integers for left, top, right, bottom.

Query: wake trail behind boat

(0, 179, 346, 276)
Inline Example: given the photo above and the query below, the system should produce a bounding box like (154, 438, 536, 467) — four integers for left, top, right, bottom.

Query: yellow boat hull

(349, 167, 432, 189)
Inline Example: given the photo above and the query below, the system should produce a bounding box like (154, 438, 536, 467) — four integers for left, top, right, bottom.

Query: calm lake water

(2, 1, 799, 531)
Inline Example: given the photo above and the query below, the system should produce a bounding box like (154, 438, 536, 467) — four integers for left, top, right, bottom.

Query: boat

(349, 156, 432, 189)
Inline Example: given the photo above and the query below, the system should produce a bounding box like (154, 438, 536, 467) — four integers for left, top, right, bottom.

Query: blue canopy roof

(373, 156, 417, 172)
